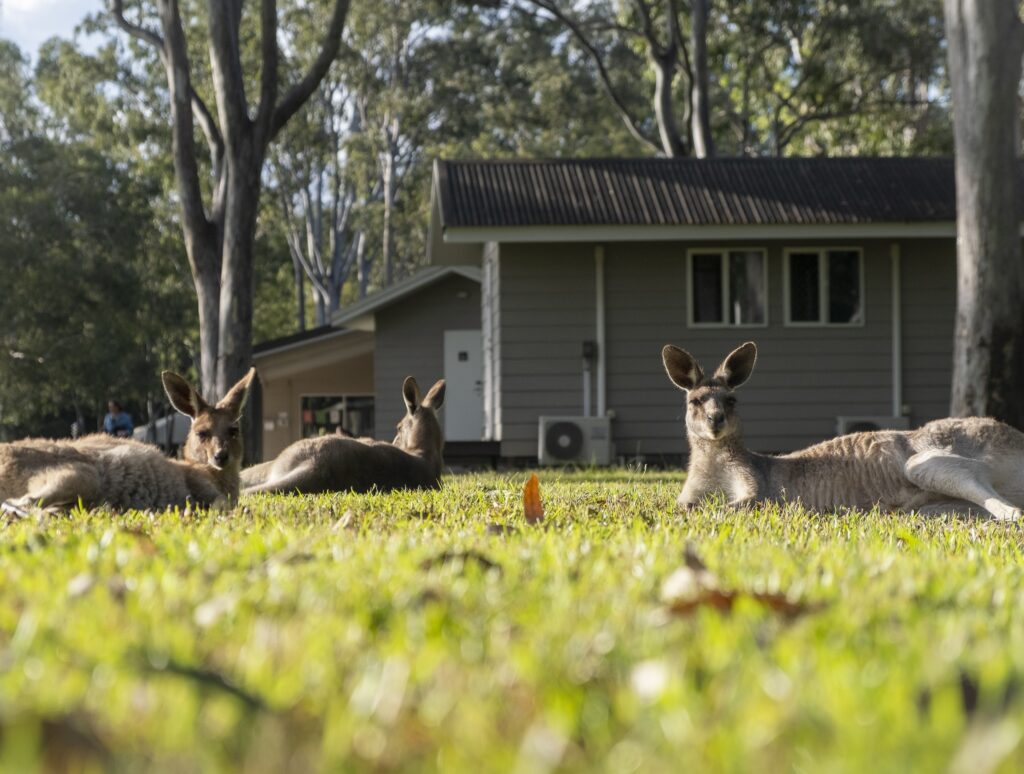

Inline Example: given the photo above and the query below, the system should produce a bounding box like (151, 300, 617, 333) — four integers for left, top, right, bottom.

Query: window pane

(691, 253, 723, 323)
(788, 252, 820, 322)
(728, 251, 766, 324)
(828, 250, 861, 324)
(345, 396, 375, 438)
(301, 395, 375, 438)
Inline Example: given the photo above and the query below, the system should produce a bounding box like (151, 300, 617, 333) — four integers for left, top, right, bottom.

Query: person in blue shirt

(103, 400, 134, 438)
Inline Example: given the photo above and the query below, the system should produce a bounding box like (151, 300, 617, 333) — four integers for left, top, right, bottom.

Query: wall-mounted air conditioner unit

(538, 416, 614, 466)
(835, 415, 911, 435)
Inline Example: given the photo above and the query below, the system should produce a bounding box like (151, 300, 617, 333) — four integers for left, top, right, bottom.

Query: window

(687, 249, 767, 326)
(784, 248, 863, 325)
(301, 395, 375, 438)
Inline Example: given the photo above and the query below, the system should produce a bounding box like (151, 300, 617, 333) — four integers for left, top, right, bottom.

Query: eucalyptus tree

(943, 0, 1024, 427)
(269, 77, 367, 326)
(108, 0, 350, 401)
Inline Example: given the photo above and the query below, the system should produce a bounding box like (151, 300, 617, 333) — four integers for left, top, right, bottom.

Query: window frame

(782, 246, 866, 328)
(685, 247, 770, 329)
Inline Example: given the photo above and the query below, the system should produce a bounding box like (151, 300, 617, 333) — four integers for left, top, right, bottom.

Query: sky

(0, 0, 98, 57)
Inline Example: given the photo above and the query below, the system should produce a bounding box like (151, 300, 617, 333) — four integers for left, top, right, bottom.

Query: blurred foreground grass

(2, 468, 1024, 772)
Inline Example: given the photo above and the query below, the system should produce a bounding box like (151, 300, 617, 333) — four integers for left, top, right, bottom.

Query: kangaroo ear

(662, 345, 704, 392)
(162, 371, 206, 418)
(714, 342, 757, 389)
(217, 367, 257, 420)
(403, 376, 422, 414)
(422, 379, 446, 410)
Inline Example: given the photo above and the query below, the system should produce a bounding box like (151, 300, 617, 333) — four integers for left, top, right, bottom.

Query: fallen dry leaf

(661, 546, 822, 619)
(523, 474, 545, 524)
(123, 526, 157, 555)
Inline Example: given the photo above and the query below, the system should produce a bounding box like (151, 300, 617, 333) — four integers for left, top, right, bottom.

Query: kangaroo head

(393, 376, 446, 458)
(162, 368, 256, 473)
(662, 342, 757, 442)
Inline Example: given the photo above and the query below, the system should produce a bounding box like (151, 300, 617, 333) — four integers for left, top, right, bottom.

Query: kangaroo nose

(213, 449, 229, 466)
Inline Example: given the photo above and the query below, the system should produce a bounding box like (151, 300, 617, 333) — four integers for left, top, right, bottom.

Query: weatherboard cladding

(434, 157, 991, 228)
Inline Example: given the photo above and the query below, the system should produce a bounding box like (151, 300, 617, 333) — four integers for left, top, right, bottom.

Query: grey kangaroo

(0, 368, 255, 515)
(662, 342, 1024, 520)
(241, 376, 446, 495)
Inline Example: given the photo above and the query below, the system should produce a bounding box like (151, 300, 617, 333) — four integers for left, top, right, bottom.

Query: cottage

(255, 157, 988, 466)
(253, 266, 482, 461)
(428, 157, 974, 463)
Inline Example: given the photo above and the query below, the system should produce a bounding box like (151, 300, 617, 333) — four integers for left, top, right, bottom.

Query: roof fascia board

(330, 266, 482, 326)
(252, 328, 354, 360)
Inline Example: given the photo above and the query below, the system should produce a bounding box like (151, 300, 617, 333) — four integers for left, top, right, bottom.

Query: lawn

(2, 469, 1024, 772)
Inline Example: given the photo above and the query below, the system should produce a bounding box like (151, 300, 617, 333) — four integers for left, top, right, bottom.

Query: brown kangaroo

(663, 342, 1024, 520)
(0, 368, 255, 515)
(241, 376, 446, 495)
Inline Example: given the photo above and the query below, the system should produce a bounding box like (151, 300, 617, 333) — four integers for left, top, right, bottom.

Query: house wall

(374, 274, 482, 439)
(497, 244, 597, 457)
(496, 238, 958, 460)
(900, 238, 956, 424)
(257, 346, 375, 460)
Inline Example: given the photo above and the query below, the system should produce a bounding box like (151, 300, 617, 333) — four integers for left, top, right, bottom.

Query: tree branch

(112, 1, 211, 237)
(269, 0, 351, 142)
(190, 87, 224, 175)
(111, 0, 164, 52)
(518, 1, 662, 154)
(206, 0, 251, 145)
(255, 0, 279, 142)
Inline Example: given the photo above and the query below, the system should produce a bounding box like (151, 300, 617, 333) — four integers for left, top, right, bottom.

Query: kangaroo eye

(688, 398, 701, 407)
(197, 430, 211, 441)
(725, 397, 737, 408)
(228, 426, 239, 437)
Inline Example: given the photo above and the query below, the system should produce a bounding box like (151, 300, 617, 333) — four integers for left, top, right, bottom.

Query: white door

(443, 329, 484, 441)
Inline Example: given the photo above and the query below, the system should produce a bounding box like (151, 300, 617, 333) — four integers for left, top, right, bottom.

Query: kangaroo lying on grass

(0, 369, 255, 516)
(662, 342, 1024, 521)
(241, 376, 446, 495)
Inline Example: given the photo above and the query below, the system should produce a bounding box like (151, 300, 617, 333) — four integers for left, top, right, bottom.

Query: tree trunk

(314, 292, 328, 326)
(357, 232, 371, 298)
(382, 142, 396, 286)
(192, 245, 221, 402)
(292, 252, 306, 332)
(944, 0, 1024, 427)
(216, 153, 261, 400)
(689, 0, 714, 158)
(653, 57, 686, 157)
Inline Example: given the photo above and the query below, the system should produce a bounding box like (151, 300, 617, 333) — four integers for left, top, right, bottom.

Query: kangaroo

(0, 368, 255, 516)
(241, 376, 446, 495)
(662, 342, 1024, 521)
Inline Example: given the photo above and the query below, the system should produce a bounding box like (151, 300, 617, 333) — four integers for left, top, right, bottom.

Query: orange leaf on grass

(523, 473, 545, 524)
(661, 545, 823, 619)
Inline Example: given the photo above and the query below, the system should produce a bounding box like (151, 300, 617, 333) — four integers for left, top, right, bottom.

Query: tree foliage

(0, 54, 195, 436)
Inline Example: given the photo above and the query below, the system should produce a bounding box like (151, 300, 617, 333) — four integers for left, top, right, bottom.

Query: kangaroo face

(663, 342, 757, 444)
(393, 376, 446, 458)
(686, 383, 740, 441)
(162, 368, 256, 471)
(185, 408, 243, 469)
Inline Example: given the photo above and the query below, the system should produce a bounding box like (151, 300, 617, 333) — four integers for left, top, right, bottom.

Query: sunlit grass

(2, 469, 1024, 771)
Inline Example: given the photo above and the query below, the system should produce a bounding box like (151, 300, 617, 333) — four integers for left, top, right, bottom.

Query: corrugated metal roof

(434, 157, 1012, 228)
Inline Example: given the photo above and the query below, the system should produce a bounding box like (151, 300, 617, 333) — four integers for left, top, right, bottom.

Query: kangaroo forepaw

(992, 506, 1023, 523)
(1, 499, 31, 520)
